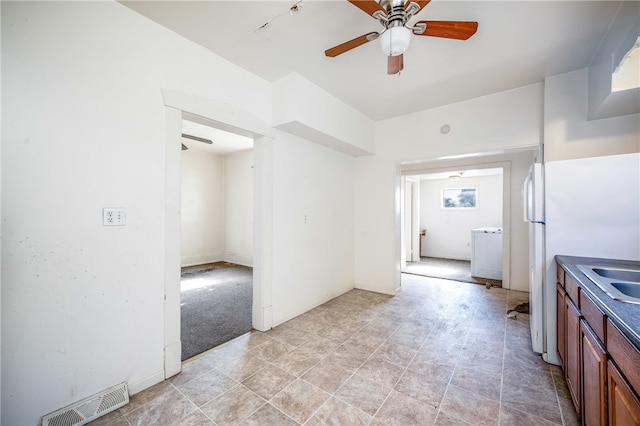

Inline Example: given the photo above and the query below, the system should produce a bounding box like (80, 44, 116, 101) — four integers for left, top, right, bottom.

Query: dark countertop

(556, 255, 640, 350)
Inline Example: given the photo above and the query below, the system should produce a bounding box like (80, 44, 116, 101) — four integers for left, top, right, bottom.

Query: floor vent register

(41, 382, 129, 426)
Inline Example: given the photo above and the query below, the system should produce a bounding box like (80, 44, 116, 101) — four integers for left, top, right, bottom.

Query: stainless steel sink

(592, 267, 640, 282)
(611, 282, 640, 299)
(577, 265, 640, 304)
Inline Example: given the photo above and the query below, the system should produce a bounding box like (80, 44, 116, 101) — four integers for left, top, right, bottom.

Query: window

(442, 187, 477, 209)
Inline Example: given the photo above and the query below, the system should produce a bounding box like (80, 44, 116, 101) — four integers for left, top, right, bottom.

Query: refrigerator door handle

(523, 172, 532, 222)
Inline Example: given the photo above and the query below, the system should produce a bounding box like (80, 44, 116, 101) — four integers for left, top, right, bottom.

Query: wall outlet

(103, 208, 126, 226)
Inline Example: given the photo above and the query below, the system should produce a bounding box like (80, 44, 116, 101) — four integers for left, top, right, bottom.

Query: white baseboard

(181, 254, 223, 268)
(128, 371, 165, 396)
(223, 253, 253, 267)
(420, 254, 470, 262)
(164, 341, 182, 379)
(181, 253, 254, 268)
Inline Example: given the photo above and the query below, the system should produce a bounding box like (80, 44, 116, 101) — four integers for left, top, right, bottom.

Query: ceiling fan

(181, 133, 212, 151)
(325, 0, 478, 75)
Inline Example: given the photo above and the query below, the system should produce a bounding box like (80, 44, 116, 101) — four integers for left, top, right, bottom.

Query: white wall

(419, 174, 503, 261)
(271, 131, 355, 325)
(181, 148, 254, 267)
(587, 2, 640, 120)
(181, 151, 224, 266)
(542, 68, 640, 366)
(224, 149, 254, 266)
(355, 83, 543, 295)
(1, 2, 272, 424)
(272, 72, 375, 157)
(2, 3, 363, 422)
(544, 68, 640, 162)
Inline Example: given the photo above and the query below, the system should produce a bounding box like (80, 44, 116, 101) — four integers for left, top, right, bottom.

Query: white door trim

(162, 90, 274, 378)
(396, 160, 512, 291)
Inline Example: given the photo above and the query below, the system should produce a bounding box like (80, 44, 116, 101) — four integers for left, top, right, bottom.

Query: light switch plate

(103, 208, 126, 226)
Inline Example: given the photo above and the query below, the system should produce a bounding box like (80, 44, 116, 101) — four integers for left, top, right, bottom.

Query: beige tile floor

(92, 274, 580, 426)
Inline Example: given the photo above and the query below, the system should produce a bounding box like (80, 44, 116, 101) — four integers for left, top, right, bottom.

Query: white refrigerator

(532, 153, 640, 365)
(524, 163, 545, 354)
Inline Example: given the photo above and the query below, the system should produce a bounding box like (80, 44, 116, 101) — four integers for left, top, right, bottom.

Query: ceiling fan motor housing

(379, 0, 412, 56)
(325, 0, 478, 74)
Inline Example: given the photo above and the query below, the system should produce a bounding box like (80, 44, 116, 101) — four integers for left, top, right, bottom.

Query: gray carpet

(402, 256, 503, 287)
(180, 262, 253, 361)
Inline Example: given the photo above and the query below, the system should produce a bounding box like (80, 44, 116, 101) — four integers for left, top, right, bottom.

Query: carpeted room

(181, 123, 255, 360)
(180, 262, 253, 360)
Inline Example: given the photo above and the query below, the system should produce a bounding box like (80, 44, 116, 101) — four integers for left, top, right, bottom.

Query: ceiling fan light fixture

(380, 25, 411, 56)
(449, 171, 465, 181)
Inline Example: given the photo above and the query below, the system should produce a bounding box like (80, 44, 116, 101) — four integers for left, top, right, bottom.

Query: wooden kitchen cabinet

(581, 319, 607, 426)
(556, 260, 640, 426)
(557, 283, 567, 367)
(566, 297, 583, 416)
(608, 360, 640, 425)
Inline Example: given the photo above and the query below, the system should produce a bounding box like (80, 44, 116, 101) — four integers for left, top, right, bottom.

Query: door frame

(401, 177, 421, 267)
(162, 89, 275, 378)
(398, 160, 512, 290)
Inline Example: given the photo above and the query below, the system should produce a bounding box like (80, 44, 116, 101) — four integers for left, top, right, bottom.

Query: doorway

(400, 163, 509, 288)
(179, 118, 254, 360)
(162, 90, 275, 378)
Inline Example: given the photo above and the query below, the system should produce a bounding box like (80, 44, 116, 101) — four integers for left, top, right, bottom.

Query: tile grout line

(440, 288, 482, 423)
(497, 288, 512, 426)
(328, 304, 402, 425)
(551, 368, 568, 426)
(365, 314, 420, 422)
(167, 379, 219, 425)
(305, 298, 419, 424)
(266, 300, 392, 425)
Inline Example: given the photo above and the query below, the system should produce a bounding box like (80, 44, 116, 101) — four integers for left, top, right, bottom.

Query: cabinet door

(608, 360, 640, 425)
(581, 320, 607, 426)
(566, 297, 582, 417)
(557, 283, 566, 368)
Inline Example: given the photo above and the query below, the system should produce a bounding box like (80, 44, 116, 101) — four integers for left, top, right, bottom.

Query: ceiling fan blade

(406, 0, 431, 13)
(388, 54, 404, 75)
(325, 32, 379, 57)
(182, 133, 213, 144)
(348, 0, 387, 18)
(414, 21, 478, 40)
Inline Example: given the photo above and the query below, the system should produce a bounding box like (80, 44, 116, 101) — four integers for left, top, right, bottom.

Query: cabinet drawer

(607, 319, 640, 394)
(565, 274, 580, 307)
(580, 290, 606, 343)
(557, 264, 565, 286)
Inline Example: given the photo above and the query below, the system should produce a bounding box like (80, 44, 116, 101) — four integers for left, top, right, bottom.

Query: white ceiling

(121, 0, 625, 121)
(415, 167, 502, 181)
